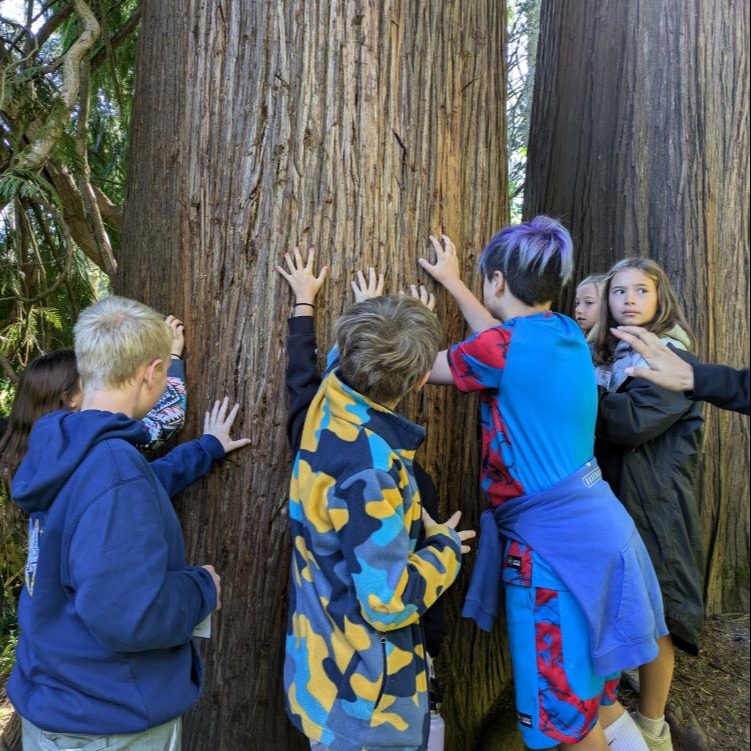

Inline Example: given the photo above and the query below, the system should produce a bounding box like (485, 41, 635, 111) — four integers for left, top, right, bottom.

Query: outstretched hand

(418, 234, 462, 288)
(422, 508, 476, 554)
(612, 325, 695, 392)
(406, 283, 435, 311)
(165, 315, 185, 358)
(399, 284, 435, 311)
(351, 267, 385, 302)
(203, 397, 252, 454)
(276, 246, 328, 310)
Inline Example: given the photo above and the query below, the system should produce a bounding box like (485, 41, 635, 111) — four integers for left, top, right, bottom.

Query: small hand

(203, 396, 252, 454)
(422, 508, 476, 554)
(418, 234, 462, 288)
(201, 564, 221, 610)
(165, 315, 185, 358)
(351, 267, 385, 302)
(275, 246, 328, 310)
(402, 283, 435, 311)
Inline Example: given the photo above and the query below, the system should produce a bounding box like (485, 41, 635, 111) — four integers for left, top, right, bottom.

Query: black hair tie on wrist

(294, 302, 315, 308)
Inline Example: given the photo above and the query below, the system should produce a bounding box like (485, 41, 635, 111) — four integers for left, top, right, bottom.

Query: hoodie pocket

(374, 635, 388, 709)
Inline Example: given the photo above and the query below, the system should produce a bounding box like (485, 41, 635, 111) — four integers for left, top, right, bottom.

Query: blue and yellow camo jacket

(284, 368, 462, 751)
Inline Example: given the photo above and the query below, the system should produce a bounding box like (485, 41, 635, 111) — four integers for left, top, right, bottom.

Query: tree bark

(119, 1, 511, 748)
(524, 0, 750, 614)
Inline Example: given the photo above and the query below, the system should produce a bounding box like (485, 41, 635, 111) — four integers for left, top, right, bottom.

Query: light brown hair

(591, 258, 695, 366)
(335, 295, 441, 405)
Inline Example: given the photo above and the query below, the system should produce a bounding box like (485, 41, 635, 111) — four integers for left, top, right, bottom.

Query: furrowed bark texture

(524, 0, 750, 614)
(119, 2, 514, 748)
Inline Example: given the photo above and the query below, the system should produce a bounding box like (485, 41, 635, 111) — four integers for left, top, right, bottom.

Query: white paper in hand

(193, 614, 212, 638)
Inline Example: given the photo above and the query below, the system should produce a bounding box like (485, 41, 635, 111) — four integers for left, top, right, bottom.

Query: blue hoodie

(8, 409, 224, 733)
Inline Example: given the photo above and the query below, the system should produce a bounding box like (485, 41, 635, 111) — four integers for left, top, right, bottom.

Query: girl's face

(574, 283, 601, 332)
(608, 269, 658, 327)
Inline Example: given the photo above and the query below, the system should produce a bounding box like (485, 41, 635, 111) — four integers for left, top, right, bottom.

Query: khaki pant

(22, 717, 181, 751)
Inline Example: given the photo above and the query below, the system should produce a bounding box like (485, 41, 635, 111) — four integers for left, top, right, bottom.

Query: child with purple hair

(420, 216, 666, 751)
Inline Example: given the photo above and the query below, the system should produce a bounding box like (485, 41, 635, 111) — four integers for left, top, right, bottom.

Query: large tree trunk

(524, 0, 750, 614)
(119, 2, 514, 748)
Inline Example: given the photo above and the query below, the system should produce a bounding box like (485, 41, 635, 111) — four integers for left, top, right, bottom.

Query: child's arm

(596, 378, 697, 446)
(419, 234, 500, 333)
(139, 316, 187, 449)
(429, 325, 512, 387)
(150, 397, 250, 497)
(331, 468, 473, 632)
(276, 246, 329, 452)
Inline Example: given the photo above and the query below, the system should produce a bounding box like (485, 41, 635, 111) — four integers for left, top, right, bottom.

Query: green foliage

(0, 169, 60, 207)
(1, 0, 135, 370)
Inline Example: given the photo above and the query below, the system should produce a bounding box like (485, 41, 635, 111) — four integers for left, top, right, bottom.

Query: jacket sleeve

(149, 434, 225, 497)
(286, 316, 322, 454)
(68, 476, 216, 652)
(596, 377, 696, 446)
(690, 364, 750, 415)
(139, 358, 187, 449)
(331, 468, 462, 632)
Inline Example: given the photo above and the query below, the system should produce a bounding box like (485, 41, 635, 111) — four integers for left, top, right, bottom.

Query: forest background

(0, 1, 748, 749)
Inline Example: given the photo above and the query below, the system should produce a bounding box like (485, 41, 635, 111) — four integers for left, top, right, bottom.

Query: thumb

(421, 507, 437, 529)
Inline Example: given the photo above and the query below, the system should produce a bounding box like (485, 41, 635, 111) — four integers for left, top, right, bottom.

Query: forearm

(442, 277, 499, 332)
(150, 434, 225, 496)
(286, 316, 321, 452)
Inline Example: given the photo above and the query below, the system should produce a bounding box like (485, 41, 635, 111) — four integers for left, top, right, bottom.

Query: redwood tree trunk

(118, 2, 513, 748)
(524, 0, 750, 614)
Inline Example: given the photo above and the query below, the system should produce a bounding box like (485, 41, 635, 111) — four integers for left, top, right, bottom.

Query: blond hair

(74, 296, 172, 390)
(576, 273, 606, 292)
(335, 295, 441, 405)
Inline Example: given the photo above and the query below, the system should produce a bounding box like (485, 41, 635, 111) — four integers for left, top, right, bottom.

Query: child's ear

(411, 371, 431, 394)
(144, 358, 165, 388)
(493, 270, 506, 296)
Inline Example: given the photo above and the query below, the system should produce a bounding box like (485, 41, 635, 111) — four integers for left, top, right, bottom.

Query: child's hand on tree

(422, 508, 476, 554)
(203, 396, 251, 455)
(419, 234, 462, 289)
(351, 267, 385, 302)
(166, 315, 185, 358)
(403, 283, 436, 311)
(276, 246, 328, 316)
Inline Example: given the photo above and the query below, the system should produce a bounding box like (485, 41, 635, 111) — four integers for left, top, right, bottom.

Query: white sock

(604, 711, 650, 750)
(634, 710, 668, 737)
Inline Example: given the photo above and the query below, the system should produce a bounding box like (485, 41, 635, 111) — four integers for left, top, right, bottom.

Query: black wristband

(294, 302, 315, 308)
(171, 354, 183, 359)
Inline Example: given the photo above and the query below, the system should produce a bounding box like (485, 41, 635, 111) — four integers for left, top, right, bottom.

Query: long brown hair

(591, 258, 695, 366)
(0, 350, 79, 496)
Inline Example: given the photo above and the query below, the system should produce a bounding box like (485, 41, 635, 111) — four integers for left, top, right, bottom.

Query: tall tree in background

(524, 0, 750, 614)
(119, 2, 518, 748)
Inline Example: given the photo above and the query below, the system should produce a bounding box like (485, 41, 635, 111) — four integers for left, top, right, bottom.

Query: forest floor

(1, 615, 748, 750)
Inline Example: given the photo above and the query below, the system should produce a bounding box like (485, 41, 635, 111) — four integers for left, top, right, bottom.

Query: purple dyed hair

(479, 216, 574, 284)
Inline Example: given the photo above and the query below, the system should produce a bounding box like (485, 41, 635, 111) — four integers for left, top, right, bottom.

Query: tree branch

(90, 6, 141, 73)
(11, 0, 100, 173)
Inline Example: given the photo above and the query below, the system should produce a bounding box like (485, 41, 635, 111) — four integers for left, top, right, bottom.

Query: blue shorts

(503, 540, 620, 749)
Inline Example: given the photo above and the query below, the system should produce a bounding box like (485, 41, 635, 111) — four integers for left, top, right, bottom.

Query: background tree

(524, 0, 750, 614)
(117, 1, 523, 748)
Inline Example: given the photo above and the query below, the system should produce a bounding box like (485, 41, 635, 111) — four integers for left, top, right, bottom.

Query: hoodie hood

(12, 410, 148, 514)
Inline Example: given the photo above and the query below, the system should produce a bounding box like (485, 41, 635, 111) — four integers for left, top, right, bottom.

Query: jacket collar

(321, 369, 426, 453)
